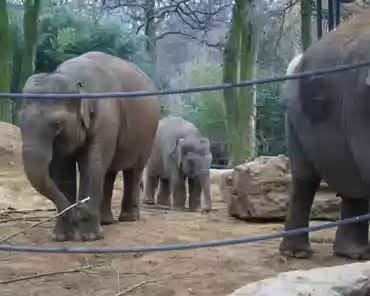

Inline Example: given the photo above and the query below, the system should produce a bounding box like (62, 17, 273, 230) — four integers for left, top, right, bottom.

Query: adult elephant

(280, 8, 370, 260)
(143, 116, 212, 213)
(20, 51, 160, 242)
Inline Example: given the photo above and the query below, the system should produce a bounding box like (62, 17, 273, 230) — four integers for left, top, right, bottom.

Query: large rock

(228, 262, 370, 296)
(0, 122, 22, 170)
(221, 155, 341, 221)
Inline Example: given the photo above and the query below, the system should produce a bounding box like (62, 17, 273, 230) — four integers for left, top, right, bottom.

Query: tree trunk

(301, 0, 312, 51)
(222, 0, 259, 166)
(0, 0, 13, 123)
(10, 25, 23, 124)
(222, 4, 241, 167)
(20, 0, 41, 88)
(14, 0, 41, 125)
(144, 0, 157, 79)
(237, 0, 259, 162)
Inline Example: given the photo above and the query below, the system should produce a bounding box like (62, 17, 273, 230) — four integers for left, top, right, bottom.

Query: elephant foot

(189, 201, 200, 212)
(100, 210, 114, 225)
(200, 207, 211, 214)
(334, 223, 370, 260)
(119, 210, 140, 222)
(189, 206, 199, 212)
(53, 213, 79, 242)
(333, 243, 370, 260)
(171, 205, 185, 212)
(143, 197, 155, 205)
(333, 198, 370, 260)
(80, 230, 104, 241)
(74, 207, 104, 241)
(279, 237, 313, 259)
(77, 222, 104, 241)
(157, 198, 169, 206)
(53, 223, 69, 242)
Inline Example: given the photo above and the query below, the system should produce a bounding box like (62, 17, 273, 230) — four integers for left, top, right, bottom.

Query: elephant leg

(49, 155, 78, 242)
(279, 176, 320, 258)
(157, 179, 170, 206)
(188, 177, 201, 212)
(100, 171, 117, 225)
(279, 115, 321, 258)
(75, 156, 105, 242)
(143, 170, 158, 205)
(119, 167, 141, 222)
(170, 176, 187, 211)
(333, 197, 370, 260)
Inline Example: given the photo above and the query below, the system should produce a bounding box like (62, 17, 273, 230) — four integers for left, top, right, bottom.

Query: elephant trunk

(22, 143, 71, 212)
(199, 174, 212, 212)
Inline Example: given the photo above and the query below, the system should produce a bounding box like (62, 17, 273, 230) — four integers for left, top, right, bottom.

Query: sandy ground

(0, 166, 359, 296)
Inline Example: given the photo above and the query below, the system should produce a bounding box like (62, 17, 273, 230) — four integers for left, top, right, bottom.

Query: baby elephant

(143, 116, 212, 213)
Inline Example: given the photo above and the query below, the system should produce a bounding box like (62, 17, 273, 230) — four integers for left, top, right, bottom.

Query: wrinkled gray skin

(280, 10, 370, 260)
(143, 116, 212, 213)
(20, 51, 160, 242)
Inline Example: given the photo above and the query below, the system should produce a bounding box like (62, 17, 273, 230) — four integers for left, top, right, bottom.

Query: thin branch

(269, 0, 300, 17)
(0, 264, 104, 285)
(116, 269, 194, 296)
(185, 3, 233, 16)
(0, 216, 50, 224)
(155, 31, 223, 49)
(0, 208, 55, 215)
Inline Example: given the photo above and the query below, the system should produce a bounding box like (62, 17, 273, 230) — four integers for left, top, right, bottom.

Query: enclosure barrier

(0, 214, 369, 254)
(0, 60, 370, 254)
(1, 60, 370, 99)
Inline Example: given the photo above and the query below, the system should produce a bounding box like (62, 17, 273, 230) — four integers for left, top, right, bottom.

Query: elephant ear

(176, 138, 185, 169)
(76, 81, 92, 130)
(201, 137, 210, 150)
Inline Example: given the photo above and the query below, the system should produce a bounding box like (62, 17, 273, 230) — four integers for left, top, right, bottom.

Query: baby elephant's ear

(201, 137, 210, 149)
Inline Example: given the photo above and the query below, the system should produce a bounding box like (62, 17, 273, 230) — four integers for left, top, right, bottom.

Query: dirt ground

(0, 166, 359, 296)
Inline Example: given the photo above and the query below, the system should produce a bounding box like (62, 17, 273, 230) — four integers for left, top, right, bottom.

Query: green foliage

(256, 83, 285, 156)
(5, 4, 150, 124)
(182, 62, 226, 142)
(181, 60, 286, 158)
(35, 7, 149, 75)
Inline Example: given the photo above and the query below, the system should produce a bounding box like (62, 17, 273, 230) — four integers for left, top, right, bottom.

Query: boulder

(0, 122, 22, 170)
(228, 261, 370, 296)
(221, 155, 341, 221)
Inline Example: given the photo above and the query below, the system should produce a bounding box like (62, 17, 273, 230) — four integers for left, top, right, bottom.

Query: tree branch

(155, 31, 223, 49)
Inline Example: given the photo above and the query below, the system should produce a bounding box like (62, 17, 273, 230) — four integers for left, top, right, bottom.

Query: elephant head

(175, 135, 212, 212)
(19, 72, 92, 212)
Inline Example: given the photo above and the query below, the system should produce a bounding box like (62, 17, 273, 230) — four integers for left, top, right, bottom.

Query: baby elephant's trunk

(22, 143, 71, 212)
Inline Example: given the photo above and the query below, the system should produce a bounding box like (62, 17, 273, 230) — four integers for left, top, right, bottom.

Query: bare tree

(99, 0, 233, 77)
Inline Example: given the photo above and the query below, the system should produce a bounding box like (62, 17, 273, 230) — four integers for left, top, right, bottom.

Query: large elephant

(20, 51, 160, 242)
(143, 116, 212, 213)
(280, 9, 370, 260)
